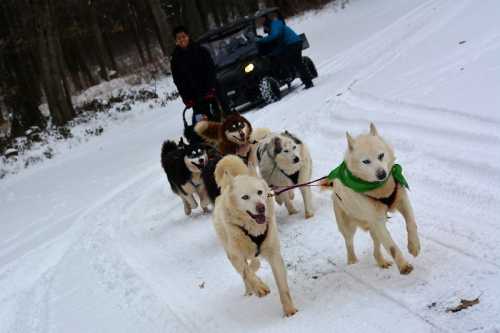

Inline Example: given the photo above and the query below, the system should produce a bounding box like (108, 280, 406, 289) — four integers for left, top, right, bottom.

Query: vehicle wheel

(302, 56, 318, 78)
(258, 77, 281, 104)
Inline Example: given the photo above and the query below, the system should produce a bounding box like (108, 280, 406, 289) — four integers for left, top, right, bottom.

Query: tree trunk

(215, 0, 230, 25)
(128, 2, 147, 65)
(36, 0, 74, 125)
(103, 30, 119, 74)
(146, 0, 174, 56)
(88, 1, 110, 81)
(195, 0, 211, 31)
(74, 37, 98, 87)
(182, 0, 204, 38)
(133, 0, 153, 63)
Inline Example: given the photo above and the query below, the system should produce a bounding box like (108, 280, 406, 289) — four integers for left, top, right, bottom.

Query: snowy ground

(1, 0, 500, 332)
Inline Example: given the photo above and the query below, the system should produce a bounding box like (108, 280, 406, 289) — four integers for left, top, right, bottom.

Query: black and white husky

(161, 138, 210, 215)
(254, 130, 314, 219)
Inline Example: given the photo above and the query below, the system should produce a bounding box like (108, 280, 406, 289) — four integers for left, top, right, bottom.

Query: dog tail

(194, 120, 220, 144)
(251, 127, 272, 142)
(161, 140, 177, 165)
(215, 155, 249, 190)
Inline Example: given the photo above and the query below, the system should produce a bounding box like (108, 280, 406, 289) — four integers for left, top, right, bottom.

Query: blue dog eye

(362, 159, 371, 164)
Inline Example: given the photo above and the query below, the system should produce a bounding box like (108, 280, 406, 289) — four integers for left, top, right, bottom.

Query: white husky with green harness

(328, 123, 421, 274)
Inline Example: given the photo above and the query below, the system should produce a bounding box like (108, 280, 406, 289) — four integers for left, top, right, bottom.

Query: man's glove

(183, 99, 195, 108)
(203, 88, 216, 101)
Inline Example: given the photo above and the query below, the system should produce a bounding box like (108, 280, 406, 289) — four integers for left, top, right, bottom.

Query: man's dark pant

(283, 42, 313, 87)
(192, 99, 222, 124)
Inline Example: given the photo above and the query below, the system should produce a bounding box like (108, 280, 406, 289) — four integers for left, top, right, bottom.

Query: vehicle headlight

(244, 63, 255, 73)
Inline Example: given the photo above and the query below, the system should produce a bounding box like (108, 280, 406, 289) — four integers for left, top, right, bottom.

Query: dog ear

(273, 137, 282, 155)
(223, 170, 234, 186)
(178, 137, 186, 148)
(282, 130, 302, 144)
(346, 132, 354, 151)
(369, 122, 379, 136)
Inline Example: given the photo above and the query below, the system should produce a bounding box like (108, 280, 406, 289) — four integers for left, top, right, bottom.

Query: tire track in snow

(338, 266, 449, 333)
(344, 90, 500, 132)
(276, 214, 448, 332)
(0, 208, 85, 267)
(0, 165, 195, 333)
(85, 177, 199, 332)
(317, 0, 469, 100)
(317, 0, 440, 72)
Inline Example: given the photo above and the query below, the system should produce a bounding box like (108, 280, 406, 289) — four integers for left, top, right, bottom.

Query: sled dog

(161, 138, 210, 215)
(196, 113, 260, 202)
(194, 113, 254, 163)
(212, 155, 297, 317)
(327, 123, 420, 274)
(254, 129, 314, 219)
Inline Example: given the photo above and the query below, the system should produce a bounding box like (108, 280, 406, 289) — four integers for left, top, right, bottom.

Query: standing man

(170, 26, 223, 123)
(257, 14, 314, 89)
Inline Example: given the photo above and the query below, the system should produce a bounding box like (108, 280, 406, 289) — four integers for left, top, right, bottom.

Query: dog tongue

(254, 214, 266, 224)
(248, 211, 266, 224)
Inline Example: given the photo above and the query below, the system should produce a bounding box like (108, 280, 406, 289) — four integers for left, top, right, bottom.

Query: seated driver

(257, 13, 314, 89)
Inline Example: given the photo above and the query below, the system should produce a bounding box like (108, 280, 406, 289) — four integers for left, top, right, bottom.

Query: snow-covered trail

(2, 0, 500, 332)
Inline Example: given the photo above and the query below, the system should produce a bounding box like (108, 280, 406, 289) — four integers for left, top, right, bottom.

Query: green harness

(327, 161, 409, 193)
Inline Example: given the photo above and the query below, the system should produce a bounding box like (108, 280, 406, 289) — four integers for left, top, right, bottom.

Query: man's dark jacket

(170, 43, 216, 103)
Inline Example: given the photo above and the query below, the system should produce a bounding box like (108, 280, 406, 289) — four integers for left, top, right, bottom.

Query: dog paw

(305, 211, 314, 219)
(399, 263, 414, 275)
(202, 206, 210, 213)
(283, 305, 298, 317)
(184, 207, 192, 216)
(252, 281, 270, 297)
(408, 238, 421, 257)
(347, 256, 358, 265)
(376, 259, 392, 269)
(287, 208, 299, 215)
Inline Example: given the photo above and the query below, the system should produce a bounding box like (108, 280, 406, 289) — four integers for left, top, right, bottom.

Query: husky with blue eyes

(161, 138, 210, 215)
(253, 129, 314, 219)
(327, 123, 420, 274)
(211, 155, 297, 317)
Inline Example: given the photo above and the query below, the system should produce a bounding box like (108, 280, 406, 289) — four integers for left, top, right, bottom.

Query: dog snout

(256, 202, 265, 215)
(199, 158, 205, 165)
(376, 169, 387, 180)
(239, 131, 245, 139)
(293, 156, 300, 164)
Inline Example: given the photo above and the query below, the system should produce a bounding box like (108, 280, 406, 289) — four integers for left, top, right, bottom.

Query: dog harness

(189, 179, 202, 188)
(328, 161, 409, 192)
(280, 170, 300, 185)
(238, 225, 268, 257)
(366, 183, 399, 207)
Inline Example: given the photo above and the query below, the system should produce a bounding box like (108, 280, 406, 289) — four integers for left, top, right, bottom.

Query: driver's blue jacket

(257, 19, 301, 54)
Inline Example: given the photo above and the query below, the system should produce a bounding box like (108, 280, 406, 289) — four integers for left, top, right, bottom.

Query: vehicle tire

(302, 56, 318, 78)
(258, 76, 281, 104)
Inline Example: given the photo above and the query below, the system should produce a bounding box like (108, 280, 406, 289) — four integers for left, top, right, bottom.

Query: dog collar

(327, 161, 409, 193)
(238, 225, 268, 257)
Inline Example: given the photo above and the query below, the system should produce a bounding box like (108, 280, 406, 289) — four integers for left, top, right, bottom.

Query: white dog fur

(252, 129, 314, 219)
(212, 155, 298, 317)
(330, 123, 421, 274)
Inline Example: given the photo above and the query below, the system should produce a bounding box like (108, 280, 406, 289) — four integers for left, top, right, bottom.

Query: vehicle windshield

(203, 27, 258, 67)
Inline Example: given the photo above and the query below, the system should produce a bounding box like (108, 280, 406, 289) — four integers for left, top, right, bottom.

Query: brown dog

(194, 113, 253, 162)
